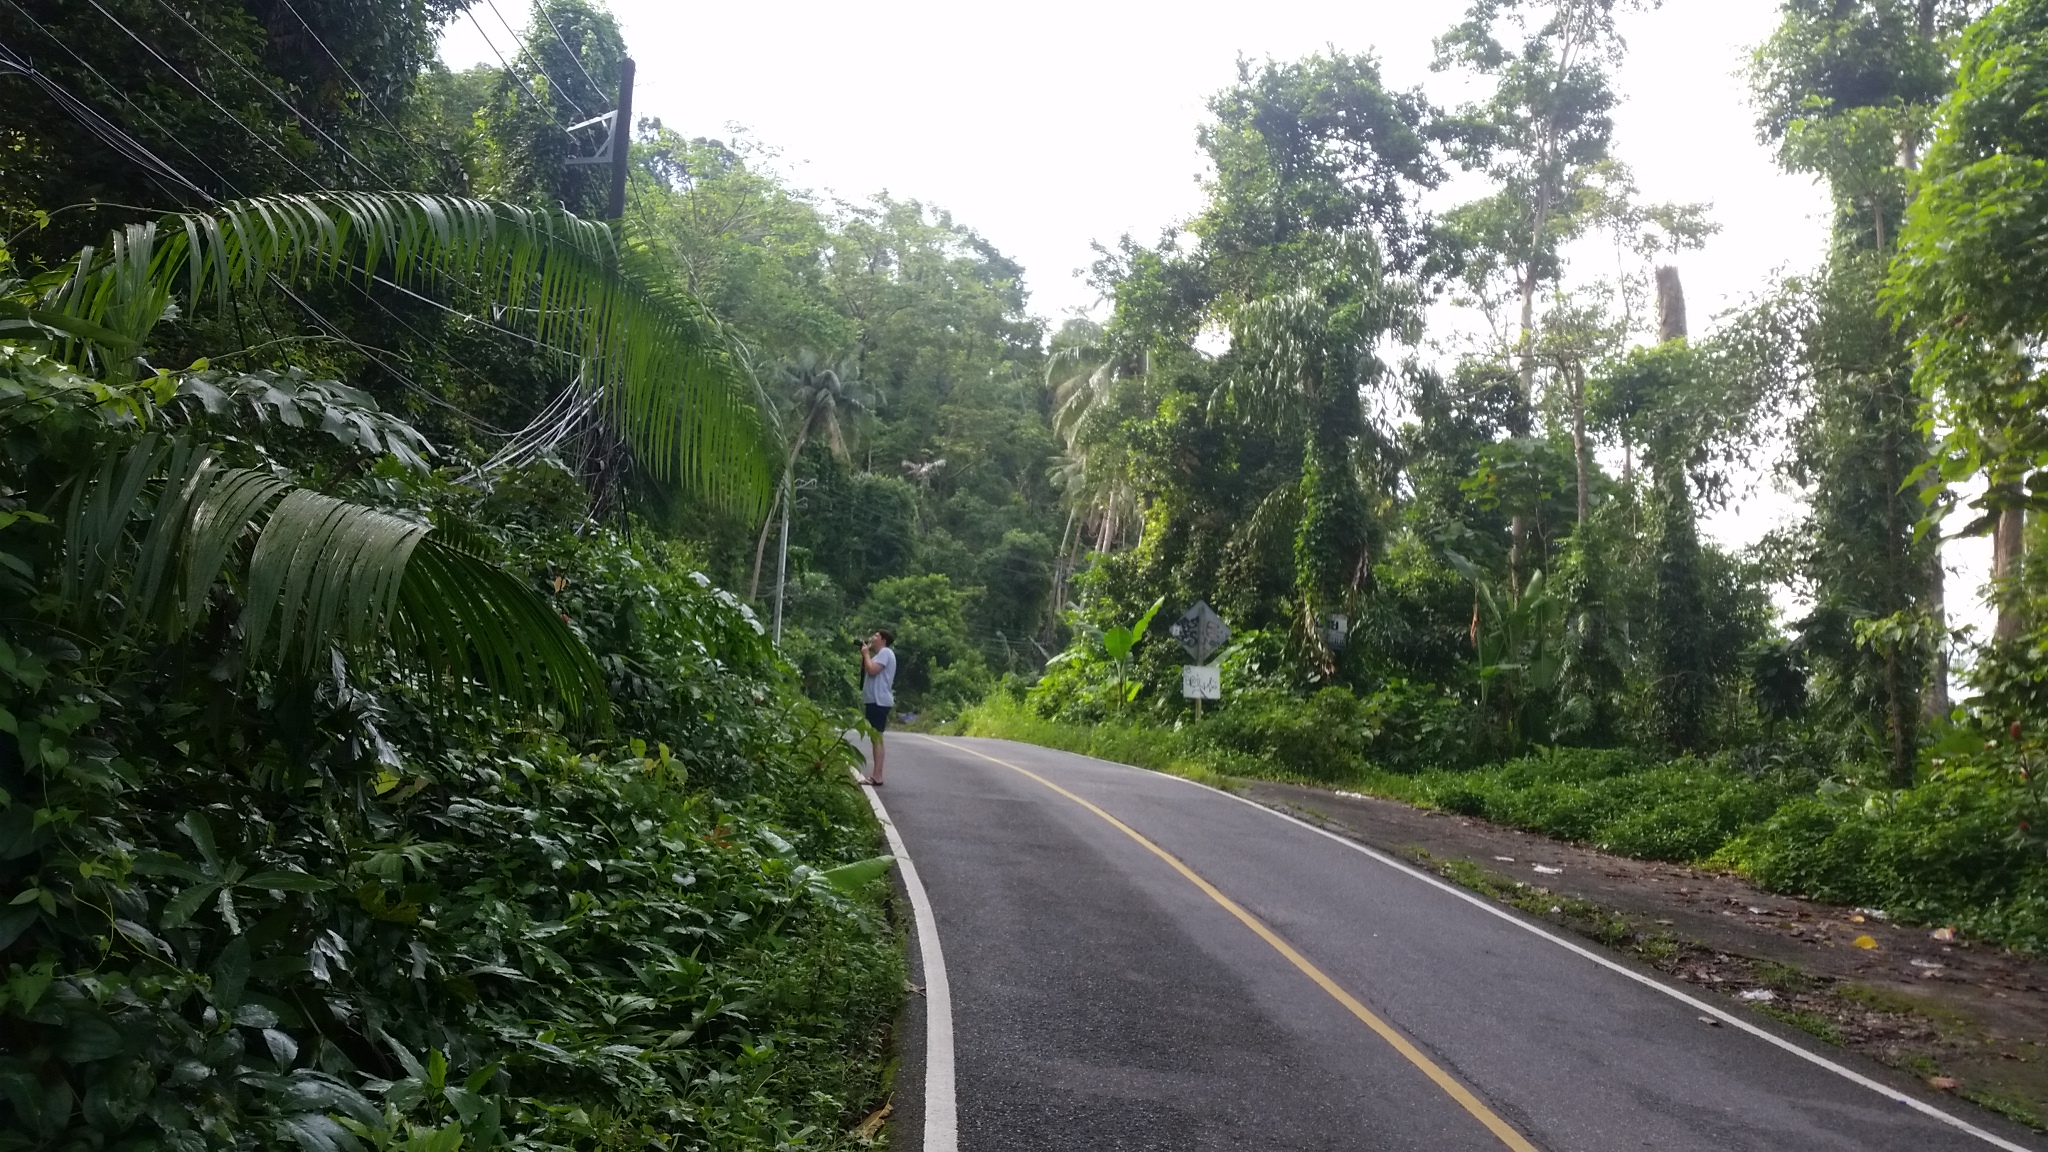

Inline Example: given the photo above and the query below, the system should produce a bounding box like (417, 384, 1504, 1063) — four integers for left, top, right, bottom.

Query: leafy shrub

(0, 523, 902, 1152)
(1717, 760, 2048, 951)
(0, 348, 900, 1150)
(1195, 686, 1375, 781)
(1405, 748, 1803, 862)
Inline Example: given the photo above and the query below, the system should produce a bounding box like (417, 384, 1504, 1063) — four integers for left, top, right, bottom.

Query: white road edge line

(854, 768, 958, 1152)
(931, 736, 2038, 1152)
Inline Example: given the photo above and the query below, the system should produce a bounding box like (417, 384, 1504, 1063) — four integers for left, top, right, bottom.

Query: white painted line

(936, 736, 2039, 1152)
(853, 768, 957, 1152)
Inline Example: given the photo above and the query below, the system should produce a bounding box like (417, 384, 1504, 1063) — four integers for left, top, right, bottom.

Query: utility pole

(607, 57, 634, 220)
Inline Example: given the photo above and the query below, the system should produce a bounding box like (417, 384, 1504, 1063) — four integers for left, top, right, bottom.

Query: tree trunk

(1886, 644, 1917, 788)
(1884, 436, 1917, 786)
(1923, 549, 1951, 721)
(1656, 265, 1687, 343)
(1572, 366, 1589, 533)
(1993, 484, 2027, 643)
(748, 483, 783, 602)
(750, 424, 813, 601)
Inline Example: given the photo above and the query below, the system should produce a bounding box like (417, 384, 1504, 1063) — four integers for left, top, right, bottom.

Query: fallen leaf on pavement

(1851, 935, 1878, 950)
(1698, 1016, 1721, 1026)
(1533, 864, 1563, 875)
(1930, 926, 1957, 942)
(1929, 1077, 1960, 1091)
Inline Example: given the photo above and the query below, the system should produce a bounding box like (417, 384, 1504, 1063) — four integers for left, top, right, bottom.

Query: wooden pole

(608, 57, 634, 220)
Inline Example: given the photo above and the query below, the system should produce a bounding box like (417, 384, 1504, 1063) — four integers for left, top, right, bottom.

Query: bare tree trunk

(1994, 484, 2027, 643)
(1924, 550, 1951, 721)
(1572, 366, 1589, 533)
(748, 482, 783, 602)
(1656, 266, 1688, 343)
(1051, 506, 1076, 618)
(750, 425, 812, 601)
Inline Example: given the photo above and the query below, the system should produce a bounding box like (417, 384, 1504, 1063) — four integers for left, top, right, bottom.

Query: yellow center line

(922, 735, 1541, 1152)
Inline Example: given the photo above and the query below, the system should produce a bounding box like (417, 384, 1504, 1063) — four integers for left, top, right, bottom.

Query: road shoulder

(1236, 778, 2048, 1134)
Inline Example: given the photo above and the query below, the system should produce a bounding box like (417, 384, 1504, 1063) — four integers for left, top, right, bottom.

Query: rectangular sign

(1182, 664, 1221, 700)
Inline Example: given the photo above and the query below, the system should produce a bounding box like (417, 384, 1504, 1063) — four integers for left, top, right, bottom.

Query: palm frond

(62, 437, 608, 718)
(43, 193, 772, 518)
(396, 537, 607, 718)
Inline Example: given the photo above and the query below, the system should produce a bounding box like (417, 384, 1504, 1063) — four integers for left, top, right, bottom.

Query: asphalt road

(874, 733, 2045, 1152)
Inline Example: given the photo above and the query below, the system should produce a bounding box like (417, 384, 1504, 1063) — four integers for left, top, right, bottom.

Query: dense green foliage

(0, 6, 907, 1147)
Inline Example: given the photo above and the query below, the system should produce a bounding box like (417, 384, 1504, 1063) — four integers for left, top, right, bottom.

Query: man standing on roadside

(857, 629, 896, 786)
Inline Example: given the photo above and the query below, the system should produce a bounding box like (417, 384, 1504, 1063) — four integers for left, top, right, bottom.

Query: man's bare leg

(869, 732, 885, 784)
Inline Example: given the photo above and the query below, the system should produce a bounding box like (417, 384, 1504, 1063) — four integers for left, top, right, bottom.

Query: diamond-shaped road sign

(1170, 601, 1230, 665)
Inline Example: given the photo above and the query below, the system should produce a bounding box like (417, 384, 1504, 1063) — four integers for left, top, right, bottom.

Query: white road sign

(1182, 664, 1221, 700)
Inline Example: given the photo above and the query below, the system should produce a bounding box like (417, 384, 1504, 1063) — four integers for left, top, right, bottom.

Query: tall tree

(1751, 0, 1982, 778)
(1434, 0, 1631, 396)
(1889, 0, 2048, 677)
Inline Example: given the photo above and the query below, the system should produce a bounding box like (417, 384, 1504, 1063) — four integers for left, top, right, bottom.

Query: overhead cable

(1, 0, 238, 197)
(271, 0, 437, 172)
(532, 0, 604, 96)
(483, 0, 588, 117)
(81, 0, 329, 190)
(146, 0, 390, 186)
(0, 38, 205, 200)
(466, 7, 554, 117)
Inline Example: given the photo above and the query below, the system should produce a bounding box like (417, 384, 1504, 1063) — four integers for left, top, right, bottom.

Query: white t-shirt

(862, 646, 897, 707)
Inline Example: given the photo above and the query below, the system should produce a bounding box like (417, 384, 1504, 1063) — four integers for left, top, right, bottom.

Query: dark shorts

(864, 703, 891, 732)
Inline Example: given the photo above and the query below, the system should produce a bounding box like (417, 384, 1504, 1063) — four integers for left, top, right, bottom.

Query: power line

(0, 36, 203, 202)
(6, 13, 560, 442)
(82, 0, 328, 191)
(532, 0, 603, 96)
(483, 0, 589, 118)
(145, 0, 389, 187)
(465, 6, 549, 112)
(270, 0, 436, 174)
(2, 0, 239, 198)
(58, 5, 581, 361)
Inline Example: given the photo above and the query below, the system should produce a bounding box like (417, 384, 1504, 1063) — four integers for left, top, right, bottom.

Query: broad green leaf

(160, 882, 221, 929)
(818, 855, 896, 892)
(241, 870, 333, 893)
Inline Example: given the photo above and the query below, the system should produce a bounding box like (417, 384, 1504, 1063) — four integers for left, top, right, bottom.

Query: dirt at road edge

(1236, 779, 2048, 1132)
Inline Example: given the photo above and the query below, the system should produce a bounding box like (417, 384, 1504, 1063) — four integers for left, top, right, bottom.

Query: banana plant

(1446, 552, 1565, 746)
(1102, 596, 1166, 712)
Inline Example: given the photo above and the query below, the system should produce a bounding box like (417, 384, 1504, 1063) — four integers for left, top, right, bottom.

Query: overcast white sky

(441, 0, 1992, 636)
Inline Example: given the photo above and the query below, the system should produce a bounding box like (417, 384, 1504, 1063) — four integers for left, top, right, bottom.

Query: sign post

(1170, 601, 1230, 718)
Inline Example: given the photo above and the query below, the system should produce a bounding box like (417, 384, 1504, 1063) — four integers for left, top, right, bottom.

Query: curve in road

(867, 733, 2043, 1152)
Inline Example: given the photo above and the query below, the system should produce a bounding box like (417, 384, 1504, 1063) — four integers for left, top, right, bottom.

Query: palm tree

(1045, 318, 1118, 450)
(749, 351, 873, 602)
(8, 192, 774, 715)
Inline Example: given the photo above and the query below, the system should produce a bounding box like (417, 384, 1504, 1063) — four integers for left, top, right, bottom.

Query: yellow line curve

(922, 735, 1541, 1152)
